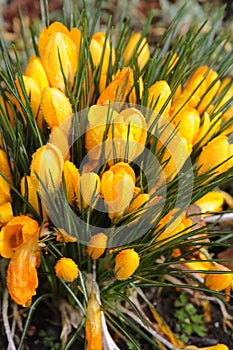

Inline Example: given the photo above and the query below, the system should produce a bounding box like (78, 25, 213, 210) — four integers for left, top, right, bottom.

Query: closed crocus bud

(76, 172, 100, 211)
(0, 215, 39, 258)
(63, 160, 80, 207)
(38, 22, 80, 93)
(86, 233, 108, 259)
(40, 86, 73, 128)
(105, 107, 147, 164)
(204, 263, 233, 292)
(0, 176, 11, 206)
(15, 75, 42, 122)
(0, 202, 13, 227)
(0, 149, 12, 183)
(185, 66, 220, 114)
(197, 135, 233, 176)
(124, 33, 150, 70)
(20, 175, 41, 217)
(97, 67, 134, 105)
(25, 55, 49, 92)
(30, 143, 64, 193)
(128, 75, 144, 104)
(85, 105, 119, 161)
(125, 187, 149, 216)
(147, 80, 172, 121)
(90, 32, 116, 93)
(7, 232, 40, 307)
(195, 191, 225, 214)
(152, 210, 192, 248)
(100, 162, 135, 220)
(54, 257, 78, 282)
(114, 248, 140, 280)
(172, 107, 200, 146)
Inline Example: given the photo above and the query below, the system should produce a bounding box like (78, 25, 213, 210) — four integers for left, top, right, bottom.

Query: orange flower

(114, 248, 140, 280)
(25, 55, 49, 92)
(197, 135, 233, 176)
(7, 232, 40, 307)
(40, 87, 73, 128)
(97, 67, 134, 105)
(0, 215, 39, 258)
(90, 32, 116, 92)
(100, 162, 136, 220)
(86, 233, 108, 259)
(54, 257, 78, 282)
(0, 202, 13, 226)
(85, 291, 102, 350)
(124, 33, 150, 70)
(38, 22, 80, 93)
(186, 344, 229, 350)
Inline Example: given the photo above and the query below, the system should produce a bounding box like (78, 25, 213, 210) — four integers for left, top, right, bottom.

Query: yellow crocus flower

(147, 80, 172, 120)
(38, 22, 80, 93)
(0, 202, 13, 227)
(197, 135, 233, 176)
(0, 215, 39, 258)
(90, 32, 116, 93)
(76, 172, 100, 211)
(62, 160, 80, 207)
(86, 233, 108, 259)
(100, 162, 135, 220)
(40, 86, 73, 128)
(114, 248, 140, 280)
(25, 55, 49, 92)
(124, 33, 150, 70)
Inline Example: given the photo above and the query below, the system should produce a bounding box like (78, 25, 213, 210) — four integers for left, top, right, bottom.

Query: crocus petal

(114, 248, 140, 280)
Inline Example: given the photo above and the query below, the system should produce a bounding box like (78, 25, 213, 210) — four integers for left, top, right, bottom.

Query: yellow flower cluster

(0, 18, 232, 323)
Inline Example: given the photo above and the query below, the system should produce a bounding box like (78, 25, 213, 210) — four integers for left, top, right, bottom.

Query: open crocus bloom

(0, 215, 39, 258)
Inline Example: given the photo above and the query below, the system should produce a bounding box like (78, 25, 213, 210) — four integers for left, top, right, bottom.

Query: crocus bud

(30, 143, 64, 194)
(204, 263, 233, 298)
(0, 202, 13, 227)
(25, 55, 49, 92)
(76, 172, 100, 211)
(147, 80, 172, 121)
(125, 187, 149, 216)
(97, 67, 134, 105)
(0, 149, 12, 183)
(185, 66, 220, 114)
(54, 257, 78, 282)
(20, 175, 41, 217)
(100, 162, 135, 220)
(0, 215, 39, 258)
(195, 191, 225, 214)
(38, 22, 80, 93)
(86, 233, 108, 259)
(7, 232, 40, 307)
(124, 33, 150, 70)
(63, 160, 80, 207)
(0, 176, 11, 206)
(197, 135, 233, 176)
(114, 248, 140, 280)
(15, 75, 42, 122)
(40, 87, 73, 128)
(90, 32, 116, 92)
